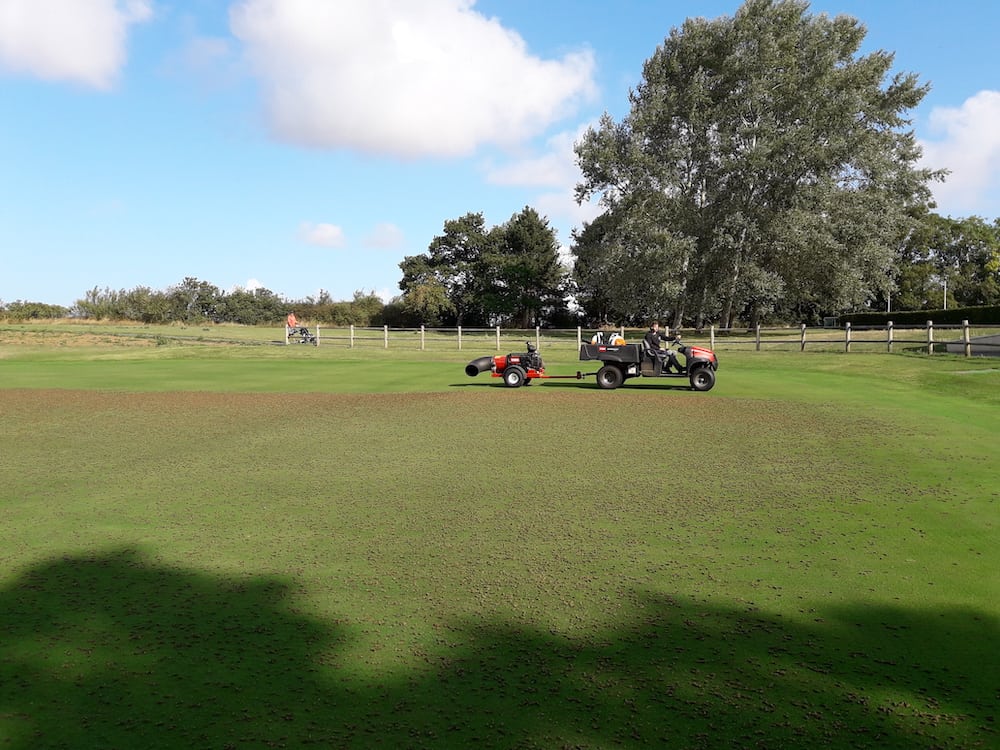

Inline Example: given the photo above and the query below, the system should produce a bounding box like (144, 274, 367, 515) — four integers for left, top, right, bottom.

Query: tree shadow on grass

(1, 548, 995, 748)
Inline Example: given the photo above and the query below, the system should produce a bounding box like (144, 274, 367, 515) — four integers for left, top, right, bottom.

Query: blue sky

(2, 0, 999, 309)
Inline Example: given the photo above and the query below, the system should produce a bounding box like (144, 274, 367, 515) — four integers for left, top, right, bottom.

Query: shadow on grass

(1, 548, 995, 748)
(449, 380, 699, 391)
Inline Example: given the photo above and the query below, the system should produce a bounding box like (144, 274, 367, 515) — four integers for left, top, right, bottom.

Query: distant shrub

(842, 305, 1000, 326)
(1, 301, 69, 320)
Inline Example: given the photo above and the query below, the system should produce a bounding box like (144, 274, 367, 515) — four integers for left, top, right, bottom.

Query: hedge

(841, 305, 1000, 326)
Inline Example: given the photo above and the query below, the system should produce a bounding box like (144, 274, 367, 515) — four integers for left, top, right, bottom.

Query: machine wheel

(503, 366, 526, 388)
(689, 366, 716, 392)
(596, 364, 623, 390)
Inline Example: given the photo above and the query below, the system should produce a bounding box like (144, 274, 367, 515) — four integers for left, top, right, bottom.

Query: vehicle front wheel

(689, 366, 716, 392)
(503, 366, 526, 388)
(596, 365, 623, 390)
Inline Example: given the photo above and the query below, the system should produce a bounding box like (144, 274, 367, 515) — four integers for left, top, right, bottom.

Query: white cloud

(228, 0, 596, 157)
(363, 222, 405, 249)
(485, 125, 592, 188)
(485, 122, 605, 241)
(535, 190, 604, 233)
(919, 90, 1000, 217)
(299, 221, 347, 248)
(0, 0, 152, 89)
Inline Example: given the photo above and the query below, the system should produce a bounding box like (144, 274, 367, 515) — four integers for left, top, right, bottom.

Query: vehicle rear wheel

(503, 366, 526, 388)
(689, 366, 716, 392)
(596, 364, 623, 390)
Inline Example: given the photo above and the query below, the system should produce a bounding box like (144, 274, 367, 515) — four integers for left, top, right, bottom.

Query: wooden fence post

(284, 326, 289, 345)
(710, 325, 715, 350)
(755, 324, 761, 351)
(845, 322, 852, 353)
(887, 320, 893, 353)
(927, 320, 934, 355)
(350, 324, 355, 348)
(496, 325, 500, 351)
(962, 319, 971, 357)
(799, 323, 806, 352)
(577, 326, 582, 349)
(458, 326, 462, 350)
(383, 325, 389, 349)
(316, 324, 320, 347)
(420, 325, 425, 351)
(536, 326, 541, 351)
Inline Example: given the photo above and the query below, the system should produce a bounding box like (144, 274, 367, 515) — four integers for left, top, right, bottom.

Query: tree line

(5, 206, 995, 328)
(0, 278, 389, 327)
(4, 1, 999, 328)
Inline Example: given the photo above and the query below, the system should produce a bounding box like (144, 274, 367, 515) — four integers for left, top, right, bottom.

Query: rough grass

(0, 338, 997, 748)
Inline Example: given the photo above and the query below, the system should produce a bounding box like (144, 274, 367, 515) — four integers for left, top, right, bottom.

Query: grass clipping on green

(1, 387, 997, 748)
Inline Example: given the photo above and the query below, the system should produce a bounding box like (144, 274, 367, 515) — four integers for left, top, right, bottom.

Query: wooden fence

(285, 320, 1000, 357)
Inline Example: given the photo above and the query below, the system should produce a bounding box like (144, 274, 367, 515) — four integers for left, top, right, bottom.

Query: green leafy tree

(399, 213, 497, 326)
(350, 291, 386, 326)
(218, 287, 286, 325)
(487, 207, 569, 328)
(932, 216, 1000, 307)
(894, 213, 1000, 310)
(73, 287, 118, 320)
(1, 300, 69, 320)
(399, 281, 454, 326)
(168, 277, 222, 323)
(571, 207, 694, 325)
(117, 286, 170, 323)
(574, 0, 941, 327)
(400, 210, 572, 327)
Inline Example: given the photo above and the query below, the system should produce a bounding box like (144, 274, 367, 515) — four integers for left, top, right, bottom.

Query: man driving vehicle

(644, 321, 683, 373)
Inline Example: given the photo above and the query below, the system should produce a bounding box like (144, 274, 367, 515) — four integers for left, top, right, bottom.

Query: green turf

(1, 335, 997, 748)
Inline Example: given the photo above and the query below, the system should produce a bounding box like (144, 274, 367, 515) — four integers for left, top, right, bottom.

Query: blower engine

(465, 342, 547, 388)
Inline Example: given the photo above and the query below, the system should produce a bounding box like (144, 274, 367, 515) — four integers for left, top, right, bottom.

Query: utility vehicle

(578, 337, 718, 391)
(465, 336, 719, 391)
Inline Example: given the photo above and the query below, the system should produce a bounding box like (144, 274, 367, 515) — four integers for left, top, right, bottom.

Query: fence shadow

(1, 548, 995, 748)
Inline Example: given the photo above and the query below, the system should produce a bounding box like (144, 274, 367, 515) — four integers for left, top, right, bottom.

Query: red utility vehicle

(465, 336, 719, 391)
(578, 337, 718, 391)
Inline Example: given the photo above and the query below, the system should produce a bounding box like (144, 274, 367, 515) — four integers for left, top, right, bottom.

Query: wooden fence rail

(284, 320, 1000, 357)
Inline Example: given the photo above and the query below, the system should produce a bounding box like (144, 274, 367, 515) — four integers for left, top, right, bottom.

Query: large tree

(571, 205, 694, 325)
(574, 0, 941, 328)
(399, 212, 496, 326)
(893, 213, 1000, 310)
(486, 207, 568, 328)
(399, 209, 571, 327)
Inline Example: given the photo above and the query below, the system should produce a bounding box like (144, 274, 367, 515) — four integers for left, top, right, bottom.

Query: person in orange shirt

(286, 312, 315, 343)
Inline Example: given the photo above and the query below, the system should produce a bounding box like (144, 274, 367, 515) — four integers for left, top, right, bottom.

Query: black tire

(596, 364, 623, 390)
(503, 366, 526, 388)
(689, 366, 716, 392)
(523, 378, 533, 386)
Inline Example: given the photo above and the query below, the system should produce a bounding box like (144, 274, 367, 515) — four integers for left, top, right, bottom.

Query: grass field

(1, 329, 997, 748)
